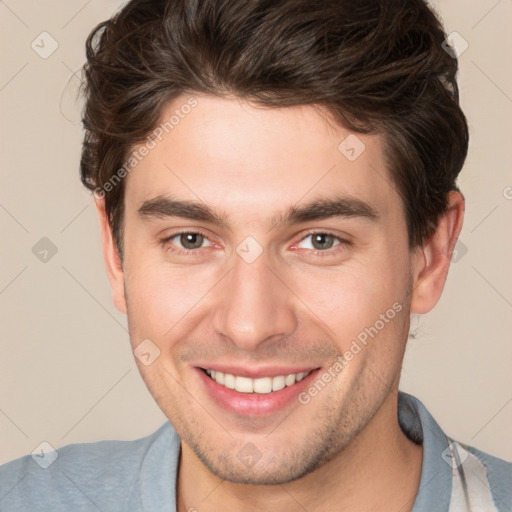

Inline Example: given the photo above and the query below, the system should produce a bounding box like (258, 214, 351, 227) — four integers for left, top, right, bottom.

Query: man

(1, 0, 510, 510)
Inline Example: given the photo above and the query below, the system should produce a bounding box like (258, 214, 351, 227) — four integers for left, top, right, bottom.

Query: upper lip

(197, 364, 320, 378)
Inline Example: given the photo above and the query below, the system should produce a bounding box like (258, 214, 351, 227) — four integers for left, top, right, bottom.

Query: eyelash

(159, 229, 350, 257)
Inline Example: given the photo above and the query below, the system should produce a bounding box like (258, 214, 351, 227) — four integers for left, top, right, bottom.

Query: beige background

(0, 0, 511, 465)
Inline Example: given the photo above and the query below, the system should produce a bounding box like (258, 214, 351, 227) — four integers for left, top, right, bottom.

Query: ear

(94, 196, 127, 314)
(410, 190, 465, 314)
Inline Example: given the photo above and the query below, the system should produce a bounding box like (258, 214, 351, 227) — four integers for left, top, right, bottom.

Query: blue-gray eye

(298, 233, 340, 251)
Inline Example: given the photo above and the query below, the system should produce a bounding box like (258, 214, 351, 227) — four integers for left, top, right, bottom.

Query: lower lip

(195, 367, 321, 417)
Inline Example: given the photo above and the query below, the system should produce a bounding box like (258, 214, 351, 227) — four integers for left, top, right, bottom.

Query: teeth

(224, 373, 235, 390)
(235, 376, 253, 393)
(284, 374, 296, 386)
(272, 375, 286, 391)
(205, 369, 311, 394)
(253, 377, 272, 394)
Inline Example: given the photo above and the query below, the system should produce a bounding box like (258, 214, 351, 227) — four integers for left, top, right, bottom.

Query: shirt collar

(398, 391, 453, 512)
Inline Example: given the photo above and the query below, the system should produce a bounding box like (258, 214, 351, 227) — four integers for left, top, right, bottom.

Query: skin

(96, 93, 464, 512)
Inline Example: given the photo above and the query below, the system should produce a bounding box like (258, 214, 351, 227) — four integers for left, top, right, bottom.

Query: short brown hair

(80, 0, 469, 260)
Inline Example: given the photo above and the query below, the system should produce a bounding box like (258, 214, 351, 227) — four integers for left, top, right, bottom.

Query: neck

(177, 392, 423, 512)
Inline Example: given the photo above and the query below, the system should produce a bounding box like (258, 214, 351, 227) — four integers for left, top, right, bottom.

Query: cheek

(124, 256, 218, 344)
(297, 254, 411, 386)
(289, 253, 409, 343)
(294, 268, 375, 342)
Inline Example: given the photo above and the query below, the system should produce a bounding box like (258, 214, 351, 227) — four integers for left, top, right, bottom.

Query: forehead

(124, 94, 399, 225)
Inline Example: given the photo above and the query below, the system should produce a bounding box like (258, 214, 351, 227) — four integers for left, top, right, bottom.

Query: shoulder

(0, 423, 177, 512)
(463, 443, 512, 510)
(398, 392, 511, 511)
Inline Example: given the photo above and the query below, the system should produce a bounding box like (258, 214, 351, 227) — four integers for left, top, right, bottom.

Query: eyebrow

(137, 194, 379, 229)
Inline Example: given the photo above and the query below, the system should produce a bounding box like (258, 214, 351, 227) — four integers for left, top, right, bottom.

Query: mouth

(196, 366, 322, 416)
(201, 368, 312, 394)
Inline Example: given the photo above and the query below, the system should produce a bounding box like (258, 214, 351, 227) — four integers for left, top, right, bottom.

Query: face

(109, 94, 420, 484)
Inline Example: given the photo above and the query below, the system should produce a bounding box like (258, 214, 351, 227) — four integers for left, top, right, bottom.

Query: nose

(212, 250, 298, 351)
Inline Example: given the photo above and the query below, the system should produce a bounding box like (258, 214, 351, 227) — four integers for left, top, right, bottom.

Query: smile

(204, 369, 312, 394)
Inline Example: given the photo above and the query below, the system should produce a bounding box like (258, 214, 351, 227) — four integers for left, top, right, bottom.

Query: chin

(188, 434, 339, 486)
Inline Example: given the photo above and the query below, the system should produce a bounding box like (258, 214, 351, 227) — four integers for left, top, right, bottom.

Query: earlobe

(94, 196, 127, 315)
(410, 191, 465, 314)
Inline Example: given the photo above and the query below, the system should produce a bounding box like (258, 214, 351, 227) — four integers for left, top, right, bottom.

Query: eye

(294, 232, 348, 254)
(160, 231, 214, 254)
(299, 233, 339, 251)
